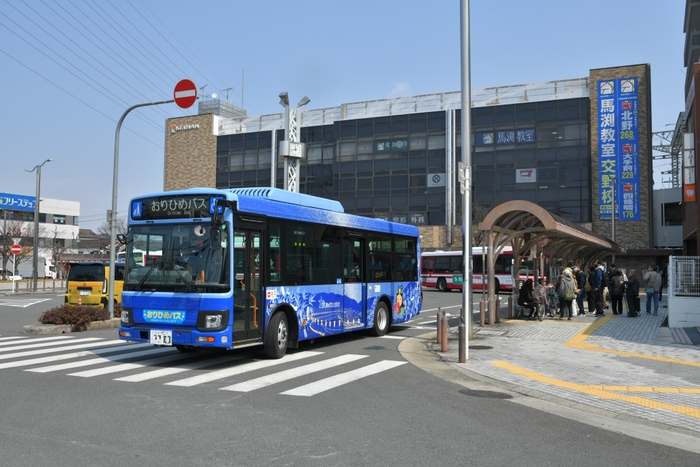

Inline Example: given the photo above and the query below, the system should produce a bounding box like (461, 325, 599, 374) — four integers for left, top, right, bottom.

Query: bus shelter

(477, 200, 625, 319)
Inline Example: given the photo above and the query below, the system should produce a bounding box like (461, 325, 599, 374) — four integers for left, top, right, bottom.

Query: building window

(53, 215, 66, 224)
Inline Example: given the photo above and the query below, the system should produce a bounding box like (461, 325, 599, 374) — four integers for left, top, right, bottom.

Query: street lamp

(278, 92, 310, 192)
(26, 158, 53, 291)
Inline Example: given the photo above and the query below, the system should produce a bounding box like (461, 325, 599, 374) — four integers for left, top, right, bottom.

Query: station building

(164, 64, 654, 261)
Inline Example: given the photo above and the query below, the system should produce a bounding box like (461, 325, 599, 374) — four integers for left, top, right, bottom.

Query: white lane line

(281, 360, 407, 397)
(27, 347, 173, 373)
(114, 355, 246, 382)
(0, 336, 78, 352)
(379, 335, 406, 340)
(0, 298, 52, 308)
(0, 343, 145, 370)
(0, 340, 122, 361)
(165, 351, 324, 387)
(0, 337, 27, 342)
(418, 320, 437, 325)
(220, 354, 369, 393)
(68, 352, 187, 378)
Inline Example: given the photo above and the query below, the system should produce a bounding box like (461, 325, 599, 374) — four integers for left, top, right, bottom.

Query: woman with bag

(609, 270, 625, 315)
(556, 269, 577, 320)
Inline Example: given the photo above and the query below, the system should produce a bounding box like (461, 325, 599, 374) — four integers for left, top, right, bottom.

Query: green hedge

(39, 303, 121, 332)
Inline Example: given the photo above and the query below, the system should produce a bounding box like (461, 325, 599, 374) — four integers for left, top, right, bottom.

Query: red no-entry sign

(10, 244, 21, 255)
(174, 79, 197, 109)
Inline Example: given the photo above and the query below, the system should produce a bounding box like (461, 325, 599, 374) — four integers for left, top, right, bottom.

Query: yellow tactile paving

(563, 314, 700, 368)
(491, 361, 700, 419)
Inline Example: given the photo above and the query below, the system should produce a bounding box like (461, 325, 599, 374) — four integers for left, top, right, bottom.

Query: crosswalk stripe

(0, 337, 27, 342)
(114, 354, 247, 382)
(0, 340, 123, 361)
(165, 351, 324, 387)
(280, 360, 406, 397)
(0, 336, 83, 352)
(220, 354, 369, 393)
(27, 347, 173, 373)
(68, 351, 187, 378)
(380, 335, 406, 340)
(0, 336, 72, 348)
(0, 343, 147, 370)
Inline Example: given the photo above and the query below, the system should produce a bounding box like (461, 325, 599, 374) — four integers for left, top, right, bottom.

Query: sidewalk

(409, 293, 700, 440)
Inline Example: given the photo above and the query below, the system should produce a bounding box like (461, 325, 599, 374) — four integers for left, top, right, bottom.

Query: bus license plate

(79, 290, 91, 296)
(150, 330, 172, 346)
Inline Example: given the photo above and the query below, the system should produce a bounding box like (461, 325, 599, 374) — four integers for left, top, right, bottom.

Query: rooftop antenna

(223, 87, 234, 102)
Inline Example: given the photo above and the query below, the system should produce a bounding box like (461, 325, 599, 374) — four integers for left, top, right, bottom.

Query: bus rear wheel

(264, 312, 288, 359)
(437, 278, 448, 292)
(368, 302, 390, 336)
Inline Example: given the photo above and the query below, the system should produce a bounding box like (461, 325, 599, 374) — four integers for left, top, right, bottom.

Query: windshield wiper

(163, 255, 197, 292)
(135, 262, 159, 291)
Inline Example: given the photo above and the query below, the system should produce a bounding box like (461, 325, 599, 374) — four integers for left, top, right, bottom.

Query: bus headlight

(196, 310, 229, 332)
(205, 314, 222, 329)
(121, 309, 130, 323)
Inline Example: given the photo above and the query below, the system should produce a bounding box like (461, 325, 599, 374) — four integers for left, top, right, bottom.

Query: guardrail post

(495, 296, 501, 323)
(479, 297, 485, 327)
(436, 307, 442, 345)
(440, 312, 448, 353)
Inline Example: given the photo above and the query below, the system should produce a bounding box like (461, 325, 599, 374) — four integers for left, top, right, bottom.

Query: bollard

(436, 307, 442, 344)
(458, 308, 466, 363)
(495, 297, 501, 323)
(479, 298, 485, 327)
(508, 295, 513, 319)
(440, 313, 448, 353)
(489, 295, 495, 325)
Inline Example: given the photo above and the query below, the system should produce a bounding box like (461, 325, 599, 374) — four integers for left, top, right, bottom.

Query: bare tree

(454, 202, 493, 247)
(96, 216, 127, 239)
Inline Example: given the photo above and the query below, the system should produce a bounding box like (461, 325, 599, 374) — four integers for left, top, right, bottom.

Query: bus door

(233, 228, 263, 342)
(342, 237, 366, 330)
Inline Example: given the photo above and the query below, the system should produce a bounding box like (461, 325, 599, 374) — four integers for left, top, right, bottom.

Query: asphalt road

(0, 290, 698, 466)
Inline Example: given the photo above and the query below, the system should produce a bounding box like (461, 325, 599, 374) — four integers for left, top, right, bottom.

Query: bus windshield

(123, 223, 229, 292)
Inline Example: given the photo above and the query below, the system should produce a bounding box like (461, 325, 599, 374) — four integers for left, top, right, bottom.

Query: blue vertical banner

(597, 78, 640, 221)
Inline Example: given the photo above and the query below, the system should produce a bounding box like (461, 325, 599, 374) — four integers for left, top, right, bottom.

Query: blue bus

(117, 187, 421, 358)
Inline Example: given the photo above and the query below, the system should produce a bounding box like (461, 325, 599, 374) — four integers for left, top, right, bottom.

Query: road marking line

(165, 351, 323, 387)
(68, 352, 186, 377)
(0, 339, 115, 361)
(114, 355, 246, 382)
(380, 335, 406, 340)
(0, 336, 73, 348)
(281, 360, 406, 397)
(0, 337, 26, 342)
(27, 347, 173, 373)
(0, 343, 145, 370)
(220, 354, 369, 392)
(491, 361, 700, 419)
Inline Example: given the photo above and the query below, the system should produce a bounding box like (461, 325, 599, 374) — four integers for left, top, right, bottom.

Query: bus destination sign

(131, 194, 222, 220)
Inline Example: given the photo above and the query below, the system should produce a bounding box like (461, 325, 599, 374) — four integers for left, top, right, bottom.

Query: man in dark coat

(574, 265, 587, 316)
(624, 269, 640, 317)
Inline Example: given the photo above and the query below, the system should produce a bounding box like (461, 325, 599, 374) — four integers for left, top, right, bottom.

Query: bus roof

(130, 187, 419, 238)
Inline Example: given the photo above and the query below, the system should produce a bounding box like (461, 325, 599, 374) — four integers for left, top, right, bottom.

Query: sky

(0, 0, 687, 230)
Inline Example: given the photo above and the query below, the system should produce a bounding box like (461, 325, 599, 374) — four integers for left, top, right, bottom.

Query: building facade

(165, 64, 653, 254)
(0, 192, 79, 277)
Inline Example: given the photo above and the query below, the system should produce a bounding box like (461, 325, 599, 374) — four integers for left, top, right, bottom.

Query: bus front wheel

(437, 278, 448, 292)
(369, 302, 390, 336)
(264, 312, 289, 359)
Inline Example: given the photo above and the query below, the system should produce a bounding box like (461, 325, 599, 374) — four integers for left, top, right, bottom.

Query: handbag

(584, 281, 592, 292)
(645, 287, 655, 294)
(564, 288, 576, 301)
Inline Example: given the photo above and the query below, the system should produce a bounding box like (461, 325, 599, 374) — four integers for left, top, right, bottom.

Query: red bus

(421, 247, 536, 292)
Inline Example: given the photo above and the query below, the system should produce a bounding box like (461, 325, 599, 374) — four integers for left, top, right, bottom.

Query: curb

(23, 318, 121, 334)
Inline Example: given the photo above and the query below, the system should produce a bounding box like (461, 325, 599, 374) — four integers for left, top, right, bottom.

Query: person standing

(656, 264, 664, 303)
(643, 264, 662, 315)
(585, 266, 596, 314)
(624, 269, 640, 317)
(556, 269, 576, 320)
(609, 270, 625, 315)
(592, 260, 605, 316)
(574, 265, 587, 316)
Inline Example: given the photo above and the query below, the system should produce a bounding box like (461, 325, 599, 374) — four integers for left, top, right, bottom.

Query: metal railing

(669, 256, 700, 296)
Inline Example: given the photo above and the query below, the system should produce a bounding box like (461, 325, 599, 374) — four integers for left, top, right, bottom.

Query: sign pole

(108, 80, 197, 319)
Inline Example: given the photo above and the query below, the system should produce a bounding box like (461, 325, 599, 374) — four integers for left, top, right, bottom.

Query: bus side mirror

(116, 234, 126, 245)
(211, 228, 221, 249)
